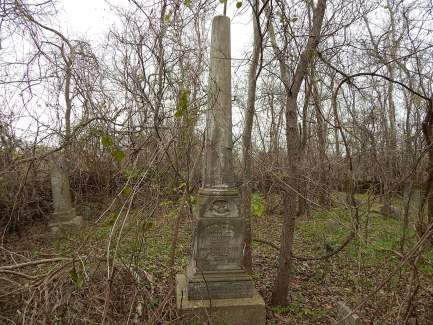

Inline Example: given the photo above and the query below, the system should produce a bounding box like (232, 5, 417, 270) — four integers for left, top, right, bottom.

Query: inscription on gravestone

(188, 279, 254, 300)
(197, 220, 243, 271)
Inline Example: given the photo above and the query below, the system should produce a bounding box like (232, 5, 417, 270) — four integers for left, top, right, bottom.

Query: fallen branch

(0, 270, 38, 280)
(338, 221, 433, 324)
(253, 231, 354, 261)
(293, 232, 354, 261)
(253, 238, 279, 251)
(0, 257, 72, 271)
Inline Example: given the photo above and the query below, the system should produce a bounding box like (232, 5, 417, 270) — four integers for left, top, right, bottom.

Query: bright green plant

(251, 192, 265, 218)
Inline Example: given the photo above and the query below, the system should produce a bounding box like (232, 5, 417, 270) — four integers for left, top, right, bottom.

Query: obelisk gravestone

(176, 15, 265, 325)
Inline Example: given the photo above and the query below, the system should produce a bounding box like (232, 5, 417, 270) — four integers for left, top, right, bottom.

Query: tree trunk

(242, 0, 261, 272)
(312, 79, 330, 206)
(423, 97, 433, 244)
(269, 0, 327, 306)
(271, 96, 300, 305)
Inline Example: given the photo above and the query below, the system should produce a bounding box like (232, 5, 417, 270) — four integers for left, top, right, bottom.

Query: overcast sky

(55, 0, 253, 139)
(58, 0, 253, 60)
(4, 1, 253, 140)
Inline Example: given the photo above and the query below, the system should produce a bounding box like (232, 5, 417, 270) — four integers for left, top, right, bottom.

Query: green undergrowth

(261, 192, 433, 324)
(55, 192, 432, 284)
(272, 303, 327, 321)
(45, 192, 432, 324)
(296, 193, 432, 274)
(251, 192, 266, 218)
(51, 201, 191, 281)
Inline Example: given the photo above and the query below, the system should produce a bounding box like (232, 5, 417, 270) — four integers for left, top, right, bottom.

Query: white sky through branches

(4, 0, 253, 141)
(59, 0, 252, 61)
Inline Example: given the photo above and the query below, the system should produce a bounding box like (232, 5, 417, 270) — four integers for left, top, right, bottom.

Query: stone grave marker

(176, 15, 265, 325)
(334, 301, 364, 325)
(49, 156, 82, 234)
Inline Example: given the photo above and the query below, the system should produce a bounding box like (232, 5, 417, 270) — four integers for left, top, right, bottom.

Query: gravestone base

(48, 208, 83, 236)
(51, 208, 77, 222)
(176, 274, 265, 325)
(186, 267, 254, 300)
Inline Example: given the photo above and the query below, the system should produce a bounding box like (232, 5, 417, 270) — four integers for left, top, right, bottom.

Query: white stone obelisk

(176, 15, 265, 325)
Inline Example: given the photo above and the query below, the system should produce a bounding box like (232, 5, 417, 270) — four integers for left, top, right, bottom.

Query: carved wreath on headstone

(209, 199, 230, 215)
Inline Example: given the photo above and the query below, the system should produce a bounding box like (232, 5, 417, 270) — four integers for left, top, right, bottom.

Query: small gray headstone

(49, 157, 81, 233)
(50, 158, 73, 217)
(380, 204, 401, 219)
(326, 220, 340, 233)
(335, 301, 363, 325)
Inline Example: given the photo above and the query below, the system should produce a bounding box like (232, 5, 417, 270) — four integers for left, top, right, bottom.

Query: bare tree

(265, 0, 327, 306)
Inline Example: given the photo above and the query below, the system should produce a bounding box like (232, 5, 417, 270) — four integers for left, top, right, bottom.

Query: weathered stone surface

(187, 280, 253, 300)
(49, 215, 83, 228)
(50, 158, 74, 219)
(407, 318, 417, 325)
(196, 219, 244, 270)
(48, 215, 84, 236)
(203, 15, 235, 188)
(49, 157, 81, 233)
(186, 267, 254, 300)
(192, 189, 244, 272)
(177, 274, 265, 325)
(334, 301, 364, 325)
(185, 188, 254, 300)
(195, 188, 240, 218)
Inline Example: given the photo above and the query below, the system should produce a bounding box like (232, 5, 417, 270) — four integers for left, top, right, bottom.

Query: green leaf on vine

(122, 186, 133, 197)
(101, 135, 113, 148)
(70, 263, 83, 288)
(175, 89, 190, 118)
(111, 149, 125, 162)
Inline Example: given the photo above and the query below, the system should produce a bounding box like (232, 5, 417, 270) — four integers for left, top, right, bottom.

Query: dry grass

(1, 194, 432, 324)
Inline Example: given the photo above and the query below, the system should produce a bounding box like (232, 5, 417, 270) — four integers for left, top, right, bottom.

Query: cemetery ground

(1, 192, 433, 324)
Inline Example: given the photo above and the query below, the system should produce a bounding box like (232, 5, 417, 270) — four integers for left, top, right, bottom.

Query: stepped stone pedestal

(176, 15, 265, 325)
(176, 188, 265, 324)
(176, 274, 265, 325)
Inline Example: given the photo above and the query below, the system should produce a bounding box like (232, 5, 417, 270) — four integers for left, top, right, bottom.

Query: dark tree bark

(242, 0, 261, 272)
(269, 0, 327, 306)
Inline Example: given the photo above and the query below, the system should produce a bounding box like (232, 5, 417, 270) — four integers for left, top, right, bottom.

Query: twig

(150, 285, 174, 323)
(0, 257, 72, 271)
(0, 270, 38, 280)
(253, 231, 354, 261)
(338, 221, 433, 324)
(253, 238, 279, 251)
